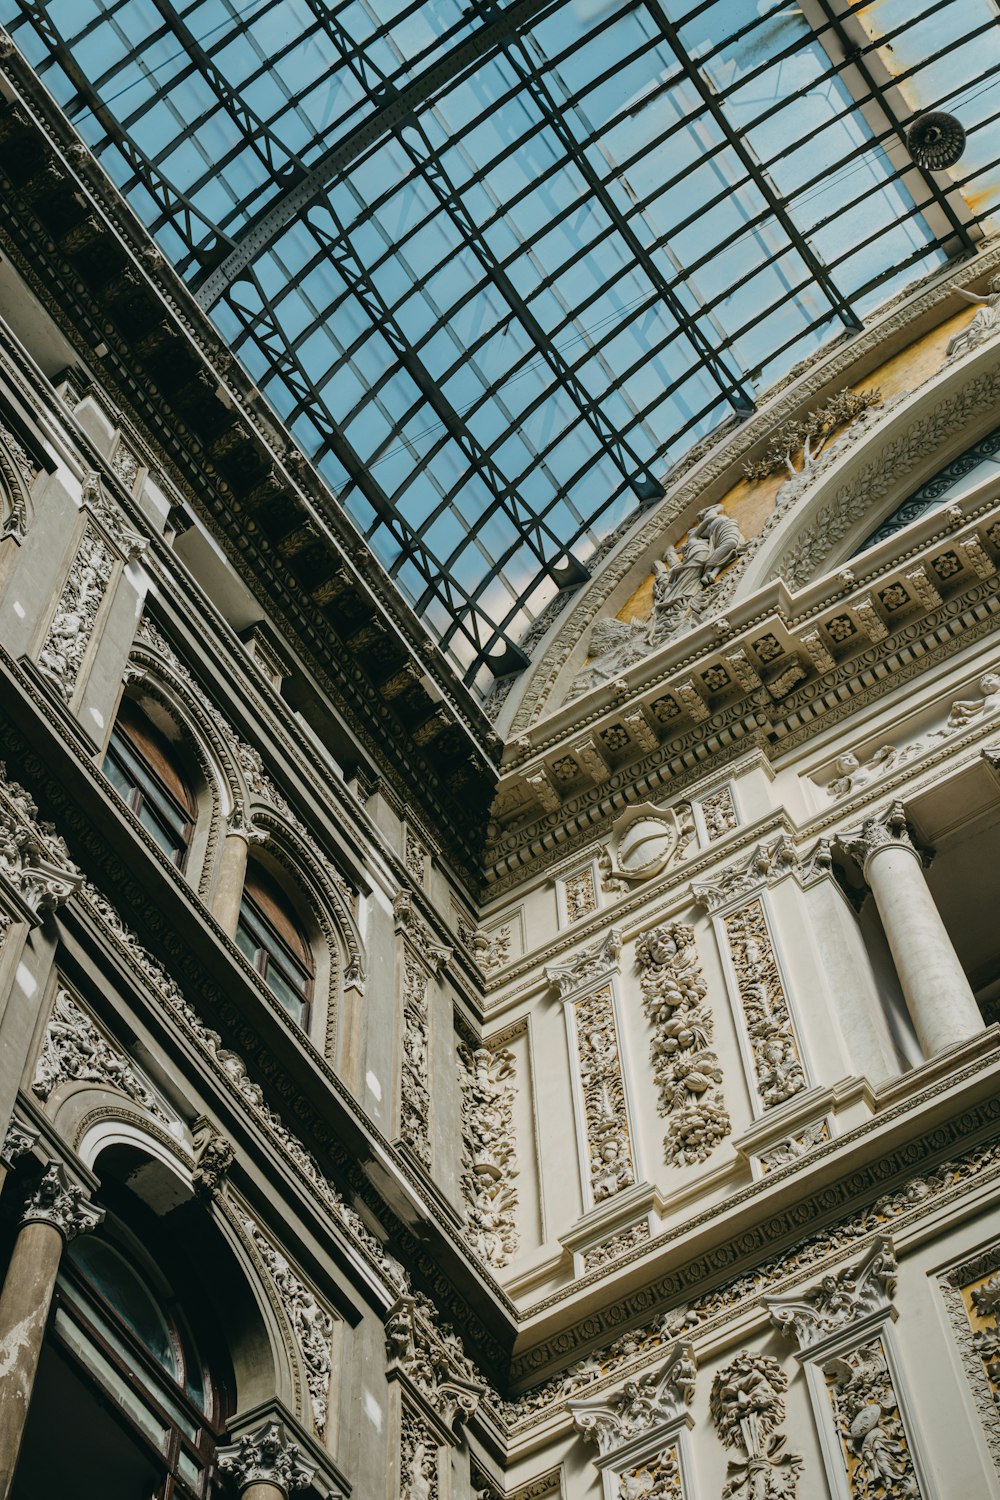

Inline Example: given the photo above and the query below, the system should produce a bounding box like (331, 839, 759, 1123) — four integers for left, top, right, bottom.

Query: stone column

(843, 802, 984, 1057)
(217, 1419, 316, 1499)
(0, 1163, 103, 1499)
(212, 821, 251, 936)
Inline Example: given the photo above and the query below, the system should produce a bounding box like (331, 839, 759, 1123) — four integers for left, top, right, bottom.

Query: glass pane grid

(5, 0, 997, 686)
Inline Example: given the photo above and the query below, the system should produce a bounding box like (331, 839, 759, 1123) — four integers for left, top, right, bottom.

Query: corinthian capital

(22, 1162, 104, 1241)
(217, 1419, 316, 1496)
(840, 801, 916, 875)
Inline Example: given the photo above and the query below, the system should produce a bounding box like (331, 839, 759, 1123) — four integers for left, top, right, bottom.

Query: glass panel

(67, 1238, 178, 1380)
(3, 0, 994, 685)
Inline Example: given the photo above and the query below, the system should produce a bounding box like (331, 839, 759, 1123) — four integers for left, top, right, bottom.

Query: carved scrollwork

(570, 1341, 696, 1456)
(385, 1294, 485, 1433)
(768, 1238, 896, 1351)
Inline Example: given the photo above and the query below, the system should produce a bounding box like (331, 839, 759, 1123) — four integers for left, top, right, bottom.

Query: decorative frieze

(636, 923, 730, 1167)
(32, 986, 170, 1122)
(22, 1162, 104, 1241)
(720, 899, 806, 1109)
(709, 1354, 802, 1498)
(217, 1418, 315, 1495)
(240, 1212, 334, 1434)
(508, 1138, 1000, 1428)
(459, 1045, 519, 1268)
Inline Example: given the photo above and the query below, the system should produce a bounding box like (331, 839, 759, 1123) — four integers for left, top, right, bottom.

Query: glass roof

(5, 0, 999, 690)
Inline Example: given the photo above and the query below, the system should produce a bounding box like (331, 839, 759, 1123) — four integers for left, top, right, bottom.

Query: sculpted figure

(945, 670, 1000, 729)
(946, 274, 1000, 361)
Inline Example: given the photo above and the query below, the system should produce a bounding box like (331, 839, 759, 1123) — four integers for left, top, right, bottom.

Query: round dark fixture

(906, 112, 966, 170)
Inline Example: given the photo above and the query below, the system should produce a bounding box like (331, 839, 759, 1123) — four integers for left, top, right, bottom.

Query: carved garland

(635, 922, 730, 1167)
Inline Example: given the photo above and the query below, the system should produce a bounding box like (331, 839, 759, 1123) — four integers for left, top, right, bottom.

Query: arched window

(236, 860, 314, 1026)
(103, 699, 195, 869)
(10, 1178, 230, 1500)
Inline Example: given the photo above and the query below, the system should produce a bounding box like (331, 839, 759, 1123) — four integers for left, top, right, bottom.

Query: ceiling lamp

(906, 112, 966, 171)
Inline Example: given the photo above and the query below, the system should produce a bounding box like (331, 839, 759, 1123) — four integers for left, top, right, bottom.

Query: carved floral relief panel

(572, 983, 637, 1203)
(563, 865, 599, 924)
(37, 523, 115, 702)
(720, 898, 806, 1111)
(822, 1337, 922, 1499)
(940, 1245, 1000, 1476)
(635, 922, 730, 1167)
(459, 1044, 519, 1268)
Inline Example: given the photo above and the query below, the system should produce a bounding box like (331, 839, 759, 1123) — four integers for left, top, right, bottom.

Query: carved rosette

(710, 1354, 802, 1499)
(720, 899, 806, 1109)
(217, 1419, 315, 1496)
(636, 922, 730, 1166)
(32, 987, 170, 1121)
(459, 1045, 518, 1268)
(240, 1214, 334, 1434)
(22, 1162, 104, 1241)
